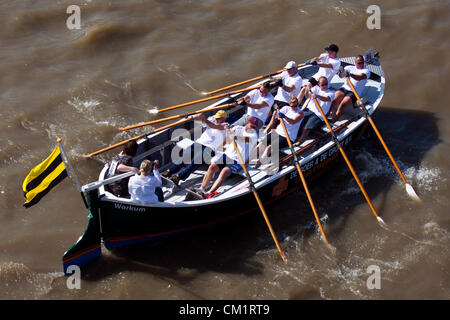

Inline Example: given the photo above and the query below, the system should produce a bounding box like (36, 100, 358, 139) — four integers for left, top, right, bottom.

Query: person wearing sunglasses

(265, 61, 303, 123)
(297, 44, 341, 105)
(294, 76, 334, 147)
(232, 81, 274, 130)
(330, 55, 371, 122)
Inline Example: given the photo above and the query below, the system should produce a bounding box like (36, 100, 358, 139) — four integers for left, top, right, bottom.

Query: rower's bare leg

(294, 129, 310, 147)
(332, 96, 352, 122)
(265, 110, 279, 133)
(297, 83, 312, 104)
(208, 167, 231, 193)
(330, 90, 345, 114)
(201, 163, 219, 191)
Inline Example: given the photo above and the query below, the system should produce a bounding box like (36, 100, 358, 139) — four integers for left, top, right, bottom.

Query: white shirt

(306, 86, 335, 121)
(219, 126, 258, 163)
(313, 53, 341, 83)
(245, 89, 274, 122)
(128, 170, 162, 203)
(275, 106, 303, 142)
(274, 71, 303, 103)
(195, 116, 228, 151)
(342, 65, 371, 96)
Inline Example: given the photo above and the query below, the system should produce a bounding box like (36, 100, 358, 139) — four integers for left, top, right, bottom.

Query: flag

(23, 145, 68, 208)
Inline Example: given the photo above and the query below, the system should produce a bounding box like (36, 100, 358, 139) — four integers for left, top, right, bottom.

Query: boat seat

(320, 119, 348, 133)
(279, 138, 314, 155)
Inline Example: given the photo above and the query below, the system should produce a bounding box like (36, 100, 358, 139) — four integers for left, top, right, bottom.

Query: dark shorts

(262, 130, 290, 150)
(338, 88, 357, 104)
(273, 100, 289, 110)
(298, 110, 324, 131)
(308, 77, 318, 86)
(215, 154, 243, 174)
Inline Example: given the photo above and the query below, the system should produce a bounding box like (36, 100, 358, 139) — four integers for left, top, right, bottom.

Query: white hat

(284, 61, 297, 69)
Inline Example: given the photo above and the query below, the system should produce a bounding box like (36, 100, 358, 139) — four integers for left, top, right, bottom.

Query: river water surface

(0, 0, 449, 300)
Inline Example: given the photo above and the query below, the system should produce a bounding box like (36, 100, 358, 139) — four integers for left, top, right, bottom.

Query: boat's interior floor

(162, 104, 364, 203)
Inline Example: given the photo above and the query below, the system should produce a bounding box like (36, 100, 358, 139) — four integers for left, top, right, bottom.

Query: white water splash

(0, 262, 62, 299)
(67, 96, 101, 112)
(405, 166, 442, 192)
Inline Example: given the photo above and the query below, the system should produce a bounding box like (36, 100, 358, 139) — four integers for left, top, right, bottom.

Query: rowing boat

(62, 51, 385, 273)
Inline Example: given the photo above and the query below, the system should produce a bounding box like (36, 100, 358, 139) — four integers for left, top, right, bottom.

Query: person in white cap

(273, 61, 303, 107)
(297, 44, 341, 106)
(266, 61, 303, 123)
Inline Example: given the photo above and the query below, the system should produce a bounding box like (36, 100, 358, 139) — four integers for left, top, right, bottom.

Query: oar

(345, 77, 423, 204)
(205, 63, 306, 96)
(231, 138, 287, 262)
(119, 103, 234, 132)
(205, 68, 285, 96)
(84, 118, 191, 158)
(156, 84, 261, 114)
(312, 96, 387, 227)
(277, 113, 334, 252)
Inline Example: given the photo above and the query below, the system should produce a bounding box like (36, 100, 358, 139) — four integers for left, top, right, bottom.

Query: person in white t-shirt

(297, 44, 341, 106)
(128, 160, 163, 203)
(255, 95, 304, 168)
(294, 76, 335, 147)
(232, 82, 274, 129)
(330, 55, 371, 122)
(164, 110, 229, 185)
(189, 117, 259, 199)
(273, 61, 303, 106)
(265, 60, 303, 123)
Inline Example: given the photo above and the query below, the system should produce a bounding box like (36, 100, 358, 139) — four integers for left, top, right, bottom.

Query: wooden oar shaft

(206, 63, 306, 96)
(312, 97, 382, 220)
(206, 68, 285, 96)
(85, 118, 190, 158)
(120, 104, 232, 131)
(231, 139, 286, 262)
(157, 84, 261, 114)
(345, 77, 408, 185)
(278, 117, 329, 245)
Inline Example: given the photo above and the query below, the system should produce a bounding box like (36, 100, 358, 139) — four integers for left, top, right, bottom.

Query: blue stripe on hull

(63, 246, 102, 274)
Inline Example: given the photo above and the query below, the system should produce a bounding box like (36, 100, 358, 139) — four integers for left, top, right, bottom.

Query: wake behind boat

(62, 51, 387, 273)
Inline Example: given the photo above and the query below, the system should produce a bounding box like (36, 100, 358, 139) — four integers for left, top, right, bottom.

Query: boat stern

(62, 190, 102, 275)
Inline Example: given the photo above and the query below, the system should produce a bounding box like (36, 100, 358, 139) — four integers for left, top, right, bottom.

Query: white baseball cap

(284, 61, 298, 69)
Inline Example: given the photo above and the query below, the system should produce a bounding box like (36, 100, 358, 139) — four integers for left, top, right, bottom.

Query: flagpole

(57, 138, 88, 209)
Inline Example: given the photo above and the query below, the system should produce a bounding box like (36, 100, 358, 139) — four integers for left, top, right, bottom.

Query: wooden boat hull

(63, 52, 384, 273)
(63, 121, 368, 273)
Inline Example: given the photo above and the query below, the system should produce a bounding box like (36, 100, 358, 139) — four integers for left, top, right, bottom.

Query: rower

(330, 55, 371, 122)
(297, 44, 341, 105)
(294, 76, 334, 147)
(163, 110, 229, 186)
(189, 117, 259, 199)
(231, 82, 274, 130)
(254, 95, 304, 169)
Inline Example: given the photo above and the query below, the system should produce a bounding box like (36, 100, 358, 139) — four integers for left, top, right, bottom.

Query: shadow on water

(79, 107, 440, 284)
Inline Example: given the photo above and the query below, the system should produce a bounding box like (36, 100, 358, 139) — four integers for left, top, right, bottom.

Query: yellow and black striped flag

(22, 145, 68, 208)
